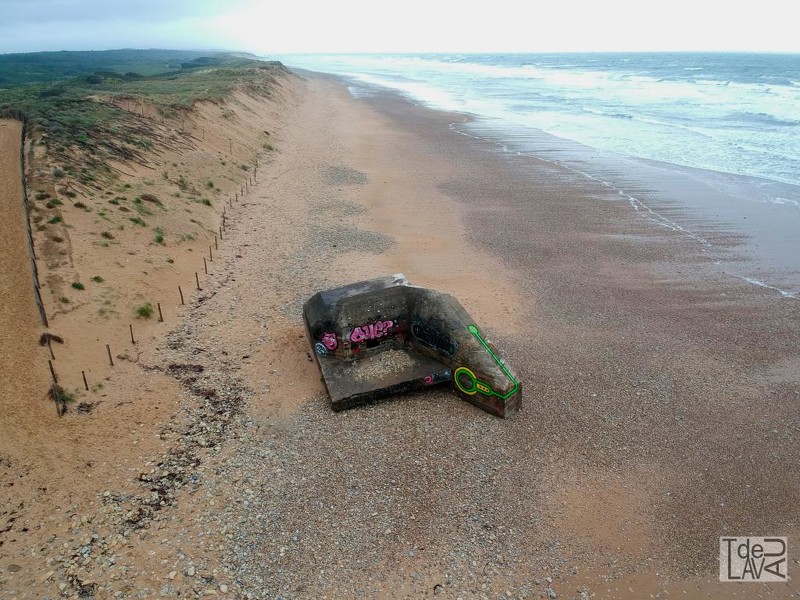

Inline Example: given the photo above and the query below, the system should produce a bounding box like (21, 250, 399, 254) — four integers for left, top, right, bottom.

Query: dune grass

(0, 50, 287, 190)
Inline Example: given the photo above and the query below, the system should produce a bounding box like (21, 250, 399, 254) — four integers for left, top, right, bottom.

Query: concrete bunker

(303, 274, 521, 418)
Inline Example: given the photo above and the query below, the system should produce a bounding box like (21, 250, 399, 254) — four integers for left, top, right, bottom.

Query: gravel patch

(345, 348, 418, 381)
(321, 165, 368, 186)
(213, 396, 556, 599)
(307, 223, 395, 256)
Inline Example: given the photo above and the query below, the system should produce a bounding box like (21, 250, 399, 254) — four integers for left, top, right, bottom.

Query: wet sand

(457, 114, 800, 296)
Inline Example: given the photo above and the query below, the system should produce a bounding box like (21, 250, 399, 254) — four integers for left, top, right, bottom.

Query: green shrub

(132, 199, 152, 215)
(136, 302, 154, 319)
(48, 216, 62, 224)
(129, 216, 146, 226)
(71, 282, 85, 290)
(153, 227, 165, 245)
(90, 275, 104, 283)
(50, 385, 75, 405)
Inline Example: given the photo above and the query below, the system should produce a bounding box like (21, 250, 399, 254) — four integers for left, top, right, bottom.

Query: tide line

(449, 121, 800, 301)
(733, 276, 798, 299)
(449, 121, 713, 248)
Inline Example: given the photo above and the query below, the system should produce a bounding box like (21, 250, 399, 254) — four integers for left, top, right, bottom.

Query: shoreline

(459, 117, 800, 295)
(336, 70, 800, 297)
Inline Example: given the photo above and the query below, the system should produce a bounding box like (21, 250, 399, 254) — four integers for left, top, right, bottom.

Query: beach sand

(1, 70, 799, 598)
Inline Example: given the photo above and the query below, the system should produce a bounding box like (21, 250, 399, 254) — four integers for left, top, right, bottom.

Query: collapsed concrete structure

(303, 274, 521, 418)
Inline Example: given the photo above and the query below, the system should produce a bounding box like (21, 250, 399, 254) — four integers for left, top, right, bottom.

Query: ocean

(279, 53, 800, 201)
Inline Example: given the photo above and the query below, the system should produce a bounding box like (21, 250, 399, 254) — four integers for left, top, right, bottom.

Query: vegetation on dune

(0, 49, 219, 86)
(48, 384, 75, 406)
(0, 49, 287, 191)
(135, 302, 154, 319)
(0, 49, 286, 330)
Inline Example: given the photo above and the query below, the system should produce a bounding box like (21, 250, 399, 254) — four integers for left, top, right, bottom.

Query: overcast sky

(1, 0, 798, 54)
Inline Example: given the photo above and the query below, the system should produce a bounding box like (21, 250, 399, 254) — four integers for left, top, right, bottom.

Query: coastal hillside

(0, 49, 225, 86)
(0, 49, 295, 403)
(0, 50, 299, 594)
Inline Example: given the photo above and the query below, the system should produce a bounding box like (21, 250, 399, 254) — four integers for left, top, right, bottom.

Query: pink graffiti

(349, 320, 395, 343)
(321, 332, 338, 351)
(423, 375, 434, 385)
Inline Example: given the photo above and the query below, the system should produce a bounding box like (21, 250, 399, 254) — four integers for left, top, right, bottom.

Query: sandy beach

(1, 68, 799, 599)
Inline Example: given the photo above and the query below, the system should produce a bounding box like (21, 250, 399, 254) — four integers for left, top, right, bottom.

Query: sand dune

(0, 118, 51, 439)
(0, 73, 300, 594)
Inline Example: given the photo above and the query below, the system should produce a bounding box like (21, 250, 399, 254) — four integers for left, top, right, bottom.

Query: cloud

(0, 0, 798, 55)
(0, 1, 245, 53)
(0, 0, 246, 26)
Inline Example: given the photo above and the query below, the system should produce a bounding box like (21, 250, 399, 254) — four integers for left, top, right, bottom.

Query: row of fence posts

(9, 110, 261, 415)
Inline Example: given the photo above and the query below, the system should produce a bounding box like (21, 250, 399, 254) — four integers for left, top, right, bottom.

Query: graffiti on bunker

(453, 325, 519, 399)
(322, 332, 338, 351)
(349, 319, 395, 343)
